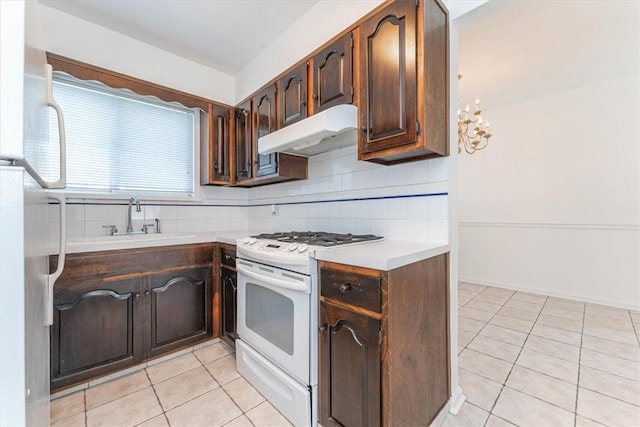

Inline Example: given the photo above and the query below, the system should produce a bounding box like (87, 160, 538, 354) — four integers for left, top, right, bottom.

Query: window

(49, 74, 197, 198)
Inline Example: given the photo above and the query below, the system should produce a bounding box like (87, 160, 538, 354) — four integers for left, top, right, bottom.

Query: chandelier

(457, 98, 492, 154)
(457, 74, 492, 154)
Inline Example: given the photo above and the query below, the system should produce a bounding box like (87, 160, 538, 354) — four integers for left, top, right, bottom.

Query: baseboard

(428, 386, 468, 426)
(458, 276, 640, 311)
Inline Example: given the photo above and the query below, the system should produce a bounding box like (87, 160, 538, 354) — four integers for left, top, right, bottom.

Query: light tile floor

(50, 283, 640, 427)
(50, 341, 293, 427)
(444, 282, 640, 427)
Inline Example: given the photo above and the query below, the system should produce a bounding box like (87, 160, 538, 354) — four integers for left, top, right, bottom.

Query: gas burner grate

(251, 231, 383, 247)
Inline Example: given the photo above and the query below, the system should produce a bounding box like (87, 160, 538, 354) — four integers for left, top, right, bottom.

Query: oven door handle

(237, 265, 310, 294)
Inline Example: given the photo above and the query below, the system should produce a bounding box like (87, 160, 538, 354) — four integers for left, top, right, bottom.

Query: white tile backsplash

(144, 206, 161, 221)
(53, 146, 449, 244)
(161, 205, 177, 220)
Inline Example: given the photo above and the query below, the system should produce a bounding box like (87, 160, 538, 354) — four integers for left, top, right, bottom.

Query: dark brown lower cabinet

(219, 243, 237, 349)
(220, 266, 238, 349)
(318, 253, 449, 427)
(148, 266, 212, 358)
(50, 244, 214, 391)
(51, 276, 143, 390)
(319, 302, 381, 427)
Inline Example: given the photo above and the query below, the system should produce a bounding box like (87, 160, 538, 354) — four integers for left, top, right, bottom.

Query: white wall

(458, 72, 640, 309)
(235, 0, 382, 101)
(39, 5, 236, 105)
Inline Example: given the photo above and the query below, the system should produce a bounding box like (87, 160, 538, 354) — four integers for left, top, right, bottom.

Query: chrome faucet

(127, 196, 141, 233)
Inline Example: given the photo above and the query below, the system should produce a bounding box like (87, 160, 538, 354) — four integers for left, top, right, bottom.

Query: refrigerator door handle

(44, 63, 66, 189)
(46, 193, 66, 326)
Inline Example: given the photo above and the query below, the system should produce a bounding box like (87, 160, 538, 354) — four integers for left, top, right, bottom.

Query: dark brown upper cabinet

(312, 33, 354, 114)
(358, 1, 418, 158)
(235, 100, 252, 183)
(202, 103, 234, 185)
(358, 0, 448, 165)
(239, 83, 307, 186)
(278, 63, 308, 128)
(252, 84, 278, 177)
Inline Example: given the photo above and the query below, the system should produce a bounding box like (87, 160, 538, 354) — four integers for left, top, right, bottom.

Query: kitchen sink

(65, 233, 201, 254)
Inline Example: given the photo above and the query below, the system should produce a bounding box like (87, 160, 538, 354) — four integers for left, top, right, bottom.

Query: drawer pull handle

(335, 283, 362, 294)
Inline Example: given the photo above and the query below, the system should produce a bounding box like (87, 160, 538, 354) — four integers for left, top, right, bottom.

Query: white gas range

(234, 232, 383, 427)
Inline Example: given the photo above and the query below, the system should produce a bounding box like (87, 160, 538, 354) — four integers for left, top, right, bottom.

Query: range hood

(258, 104, 357, 157)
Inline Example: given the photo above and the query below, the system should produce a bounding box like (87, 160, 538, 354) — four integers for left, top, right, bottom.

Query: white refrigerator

(0, 1, 66, 426)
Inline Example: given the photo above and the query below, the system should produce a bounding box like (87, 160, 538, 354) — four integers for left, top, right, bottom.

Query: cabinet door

(313, 33, 353, 112)
(147, 266, 212, 357)
(51, 276, 143, 390)
(278, 63, 308, 128)
(221, 266, 237, 349)
(319, 302, 381, 427)
(252, 85, 278, 177)
(235, 101, 252, 182)
(206, 104, 232, 184)
(359, 1, 418, 153)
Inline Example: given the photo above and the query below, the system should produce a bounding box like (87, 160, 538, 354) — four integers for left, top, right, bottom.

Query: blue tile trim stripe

(250, 192, 448, 207)
(49, 192, 448, 207)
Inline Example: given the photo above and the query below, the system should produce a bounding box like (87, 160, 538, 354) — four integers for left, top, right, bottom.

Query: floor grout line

(457, 284, 640, 427)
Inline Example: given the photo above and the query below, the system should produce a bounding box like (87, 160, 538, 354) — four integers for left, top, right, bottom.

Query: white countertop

(59, 231, 450, 270)
(313, 240, 450, 271)
(60, 230, 262, 255)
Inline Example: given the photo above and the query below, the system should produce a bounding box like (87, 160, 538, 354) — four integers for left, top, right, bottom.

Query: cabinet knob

(134, 293, 141, 298)
(319, 325, 328, 333)
(339, 283, 352, 293)
(145, 290, 150, 296)
(335, 282, 361, 293)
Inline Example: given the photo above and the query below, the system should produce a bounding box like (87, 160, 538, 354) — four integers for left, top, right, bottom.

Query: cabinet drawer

(220, 246, 236, 268)
(320, 268, 381, 313)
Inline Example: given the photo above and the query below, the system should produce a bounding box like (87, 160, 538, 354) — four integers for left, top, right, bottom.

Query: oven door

(236, 259, 310, 384)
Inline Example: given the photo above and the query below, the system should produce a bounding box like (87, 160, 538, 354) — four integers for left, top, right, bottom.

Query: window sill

(47, 189, 203, 204)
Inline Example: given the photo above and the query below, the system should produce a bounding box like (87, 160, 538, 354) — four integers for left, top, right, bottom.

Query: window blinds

(49, 77, 196, 196)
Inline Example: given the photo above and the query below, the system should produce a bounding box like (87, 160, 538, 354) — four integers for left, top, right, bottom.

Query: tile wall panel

(51, 146, 449, 244)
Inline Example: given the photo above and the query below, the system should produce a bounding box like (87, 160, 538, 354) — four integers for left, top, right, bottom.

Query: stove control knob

(298, 244, 308, 253)
(249, 237, 257, 245)
(288, 243, 298, 252)
(243, 237, 250, 245)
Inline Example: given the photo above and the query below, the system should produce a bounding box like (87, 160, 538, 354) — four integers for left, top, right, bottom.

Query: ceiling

(456, 0, 638, 111)
(39, 0, 318, 75)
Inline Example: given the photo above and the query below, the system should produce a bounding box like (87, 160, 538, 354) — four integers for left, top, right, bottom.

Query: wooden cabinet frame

(50, 243, 215, 391)
(218, 243, 238, 349)
(319, 253, 450, 426)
